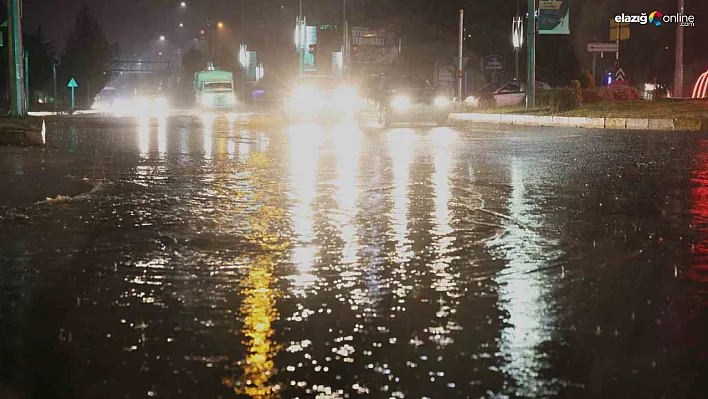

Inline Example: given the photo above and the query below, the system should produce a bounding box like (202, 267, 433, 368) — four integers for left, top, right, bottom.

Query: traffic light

(158, 51, 164, 58)
(200, 29, 206, 36)
(308, 44, 316, 55)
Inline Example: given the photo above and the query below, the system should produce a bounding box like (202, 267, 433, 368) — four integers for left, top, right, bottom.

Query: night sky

(24, 0, 708, 84)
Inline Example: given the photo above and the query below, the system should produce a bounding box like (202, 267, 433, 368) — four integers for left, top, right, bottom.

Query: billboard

(350, 27, 399, 64)
(539, 0, 570, 35)
(305, 26, 318, 71)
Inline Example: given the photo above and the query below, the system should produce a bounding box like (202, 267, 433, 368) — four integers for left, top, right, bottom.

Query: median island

(453, 86, 708, 131)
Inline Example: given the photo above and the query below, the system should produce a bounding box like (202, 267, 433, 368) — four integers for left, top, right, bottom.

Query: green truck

(193, 70, 236, 112)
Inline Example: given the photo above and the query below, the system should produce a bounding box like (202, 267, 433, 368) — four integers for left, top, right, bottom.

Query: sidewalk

(450, 112, 705, 132)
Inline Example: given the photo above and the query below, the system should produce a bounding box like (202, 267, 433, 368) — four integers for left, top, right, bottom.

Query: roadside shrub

(580, 70, 595, 89)
(537, 88, 580, 112)
(581, 86, 641, 103)
(478, 94, 496, 109)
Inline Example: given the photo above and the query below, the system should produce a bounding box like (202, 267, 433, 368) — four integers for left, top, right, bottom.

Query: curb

(0, 118, 46, 146)
(450, 113, 705, 132)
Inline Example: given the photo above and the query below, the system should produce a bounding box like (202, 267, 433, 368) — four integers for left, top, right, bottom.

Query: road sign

(539, 0, 570, 35)
(483, 55, 504, 75)
(615, 67, 626, 82)
(67, 78, 78, 111)
(610, 27, 630, 41)
(453, 56, 469, 68)
(587, 42, 619, 53)
(610, 20, 630, 28)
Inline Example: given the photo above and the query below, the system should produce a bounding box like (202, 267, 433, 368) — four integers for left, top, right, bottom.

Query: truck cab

(194, 70, 236, 112)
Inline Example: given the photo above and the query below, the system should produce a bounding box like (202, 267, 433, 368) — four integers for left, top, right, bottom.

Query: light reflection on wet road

(1, 115, 708, 398)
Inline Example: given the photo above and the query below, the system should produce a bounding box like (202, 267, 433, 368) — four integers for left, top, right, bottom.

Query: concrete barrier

(0, 118, 45, 146)
(500, 114, 515, 125)
(536, 116, 554, 126)
(647, 119, 674, 131)
(626, 118, 650, 130)
(513, 115, 537, 125)
(567, 117, 604, 129)
(605, 118, 627, 130)
(674, 118, 703, 131)
(451, 112, 705, 132)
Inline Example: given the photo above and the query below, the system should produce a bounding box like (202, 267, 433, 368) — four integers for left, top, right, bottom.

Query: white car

(464, 80, 551, 108)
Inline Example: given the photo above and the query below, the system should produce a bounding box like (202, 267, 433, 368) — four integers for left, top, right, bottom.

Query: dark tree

(24, 27, 57, 103)
(59, 5, 115, 108)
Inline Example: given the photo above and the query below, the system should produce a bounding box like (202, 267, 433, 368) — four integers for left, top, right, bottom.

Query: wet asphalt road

(2, 113, 708, 398)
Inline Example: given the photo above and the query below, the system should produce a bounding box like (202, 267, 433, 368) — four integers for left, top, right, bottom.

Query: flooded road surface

(2, 114, 708, 398)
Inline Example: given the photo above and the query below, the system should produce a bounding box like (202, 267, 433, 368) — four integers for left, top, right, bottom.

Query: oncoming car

(283, 75, 363, 123)
(375, 74, 452, 127)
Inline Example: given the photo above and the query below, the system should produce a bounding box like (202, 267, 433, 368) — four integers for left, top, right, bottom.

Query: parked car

(375, 74, 452, 127)
(464, 80, 551, 108)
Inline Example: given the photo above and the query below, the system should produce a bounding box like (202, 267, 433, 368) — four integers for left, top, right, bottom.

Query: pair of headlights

(390, 96, 451, 110)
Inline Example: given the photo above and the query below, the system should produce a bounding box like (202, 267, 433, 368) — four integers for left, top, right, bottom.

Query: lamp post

(674, 0, 685, 98)
(526, 0, 536, 109)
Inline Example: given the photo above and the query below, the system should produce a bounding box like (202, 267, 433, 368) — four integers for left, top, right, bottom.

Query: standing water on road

(1, 115, 708, 398)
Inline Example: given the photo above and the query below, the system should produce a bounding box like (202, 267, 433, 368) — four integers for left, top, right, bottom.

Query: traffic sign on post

(587, 43, 619, 53)
(615, 68, 626, 82)
(67, 78, 78, 112)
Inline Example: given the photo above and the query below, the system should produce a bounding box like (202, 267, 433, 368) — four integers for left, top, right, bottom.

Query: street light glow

(218, 22, 225, 29)
(180, 1, 186, 7)
(159, 35, 166, 41)
(179, 22, 184, 27)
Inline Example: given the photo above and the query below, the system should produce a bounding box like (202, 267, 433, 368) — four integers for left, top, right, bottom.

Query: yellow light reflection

(224, 152, 287, 399)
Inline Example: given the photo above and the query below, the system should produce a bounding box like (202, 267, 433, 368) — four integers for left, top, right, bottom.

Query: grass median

(458, 99, 708, 119)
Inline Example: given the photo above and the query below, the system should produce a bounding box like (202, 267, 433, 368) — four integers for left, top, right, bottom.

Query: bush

(477, 94, 496, 109)
(580, 86, 641, 103)
(537, 88, 581, 112)
(580, 70, 596, 89)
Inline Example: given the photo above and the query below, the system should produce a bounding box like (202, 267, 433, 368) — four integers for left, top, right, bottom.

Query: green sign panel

(539, 0, 570, 35)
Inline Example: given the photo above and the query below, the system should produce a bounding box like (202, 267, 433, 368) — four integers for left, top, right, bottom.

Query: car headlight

(464, 96, 478, 104)
(434, 96, 451, 107)
(391, 96, 411, 111)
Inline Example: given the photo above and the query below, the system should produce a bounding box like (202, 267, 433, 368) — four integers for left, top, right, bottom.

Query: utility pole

(342, 0, 347, 78)
(297, 0, 305, 77)
(674, 0, 685, 98)
(24, 50, 30, 110)
(7, 0, 26, 117)
(241, 0, 247, 102)
(526, 0, 536, 109)
(457, 9, 464, 102)
(52, 59, 59, 112)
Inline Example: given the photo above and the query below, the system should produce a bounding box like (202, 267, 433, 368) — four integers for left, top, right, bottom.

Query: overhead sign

(482, 55, 504, 74)
(587, 43, 619, 53)
(67, 78, 78, 88)
(539, 0, 570, 35)
(350, 26, 399, 64)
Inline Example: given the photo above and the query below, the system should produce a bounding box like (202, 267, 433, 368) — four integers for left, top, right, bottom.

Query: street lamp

(159, 35, 166, 41)
(217, 21, 225, 29)
(180, 1, 186, 7)
(179, 22, 184, 27)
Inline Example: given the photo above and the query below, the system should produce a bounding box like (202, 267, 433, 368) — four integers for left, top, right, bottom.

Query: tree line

(1, 5, 114, 109)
